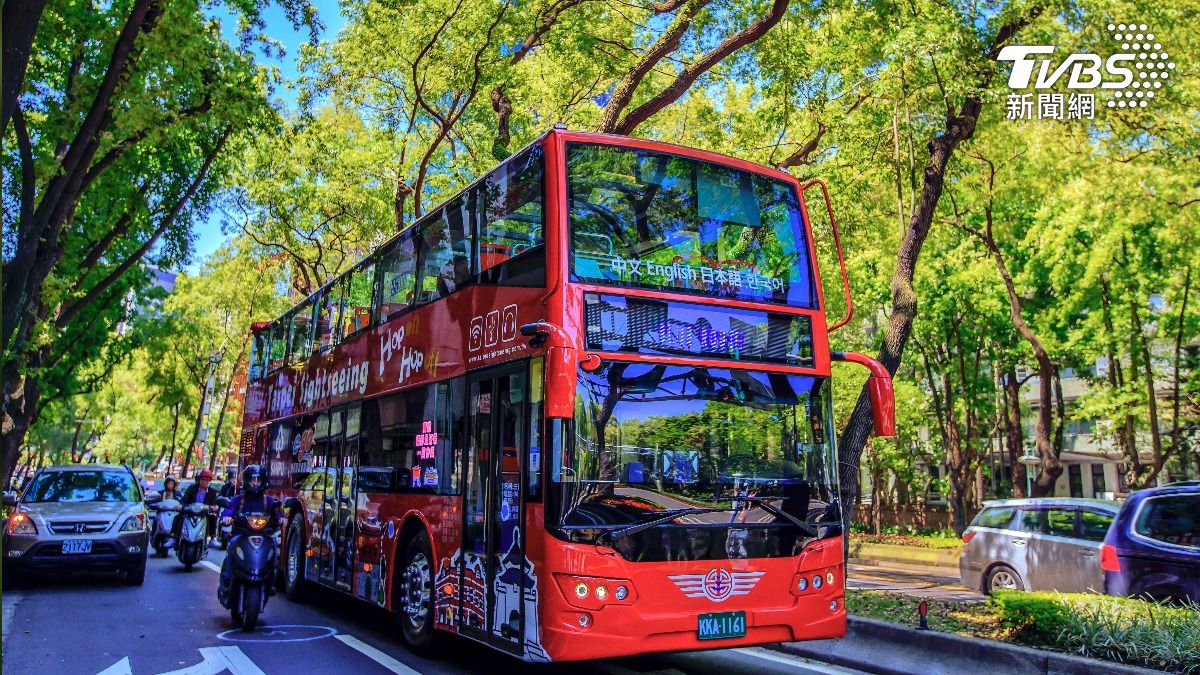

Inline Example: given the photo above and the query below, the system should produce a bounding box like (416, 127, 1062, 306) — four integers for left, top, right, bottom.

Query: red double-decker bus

(239, 128, 896, 662)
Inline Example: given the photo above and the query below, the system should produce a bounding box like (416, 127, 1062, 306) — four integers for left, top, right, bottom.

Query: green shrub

(990, 591, 1200, 674)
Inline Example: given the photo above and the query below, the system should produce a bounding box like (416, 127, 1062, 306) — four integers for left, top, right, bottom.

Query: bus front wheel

(398, 531, 439, 653)
(284, 516, 310, 602)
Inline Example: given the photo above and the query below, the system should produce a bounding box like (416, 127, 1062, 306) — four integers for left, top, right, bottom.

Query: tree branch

(610, 0, 789, 135)
(56, 129, 231, 329)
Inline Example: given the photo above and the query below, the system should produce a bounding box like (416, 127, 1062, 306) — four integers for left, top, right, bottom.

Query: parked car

(1102, 481, 1199, 603)
(2, 464, 150, 588)
(960, 497, 1119, 594)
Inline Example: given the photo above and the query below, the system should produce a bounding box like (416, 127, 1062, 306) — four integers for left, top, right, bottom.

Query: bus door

(319, 404, 357, 590)
(461, 362, 528, 649)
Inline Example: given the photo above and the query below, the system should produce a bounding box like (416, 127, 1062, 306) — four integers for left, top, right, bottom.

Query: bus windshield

(551, 363, 839, 560)
(568, 143, 815, 307)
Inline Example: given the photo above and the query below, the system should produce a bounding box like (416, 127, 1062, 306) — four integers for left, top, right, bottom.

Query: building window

(1068, 464, 1083, 498)
(1091, 463, 1106, 496)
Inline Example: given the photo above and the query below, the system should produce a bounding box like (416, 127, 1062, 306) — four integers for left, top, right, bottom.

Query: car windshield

(25, 470, 140, 503)
(550, 363, 839, 560)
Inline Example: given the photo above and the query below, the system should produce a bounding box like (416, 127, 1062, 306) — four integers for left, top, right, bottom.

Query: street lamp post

(1017, 440, 1041, 498)
(181, 350, 222, 477)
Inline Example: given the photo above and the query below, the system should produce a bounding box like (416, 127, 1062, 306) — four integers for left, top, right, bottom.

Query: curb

(849, 542, 961, 568)
(772, 616, 1165, 675)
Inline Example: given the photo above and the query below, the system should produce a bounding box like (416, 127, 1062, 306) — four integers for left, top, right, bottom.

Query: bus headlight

(557, 574, 636, 609)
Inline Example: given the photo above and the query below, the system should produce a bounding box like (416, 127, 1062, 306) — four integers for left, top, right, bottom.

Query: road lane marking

(733, 647, 864, 675)
(156, 646, 265, 675)
(216, 646, 267, 675)
(96, 657, 132, 675)
(199, 560, 222, 573)
(335, 634, 422, 674)
(217, 624, 337, 643)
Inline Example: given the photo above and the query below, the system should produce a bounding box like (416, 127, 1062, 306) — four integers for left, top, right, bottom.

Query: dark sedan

(1102, 481, 1199, 603)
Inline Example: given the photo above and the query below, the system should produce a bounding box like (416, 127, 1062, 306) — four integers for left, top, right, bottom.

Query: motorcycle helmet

(242, 464, 266, 499)
(163, 476, 178, 492)
(197, 469, 214, 481)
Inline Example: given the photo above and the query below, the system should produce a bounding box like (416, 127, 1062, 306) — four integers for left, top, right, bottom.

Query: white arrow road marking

(199, 560, 222, 573)
(334, 634, 422, 674)
(95, 656, 132, 675)
(156, 646, 265, 675)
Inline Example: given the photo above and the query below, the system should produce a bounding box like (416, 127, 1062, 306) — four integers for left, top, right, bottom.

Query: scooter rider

(218, 469, 238, 500)
(175, 469, 219, 541)
(218, 465, 283, 597)
(160, 475, 182, 501)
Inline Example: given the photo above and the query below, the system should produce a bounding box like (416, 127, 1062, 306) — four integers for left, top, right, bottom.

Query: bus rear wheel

(398, 531, 439, 653)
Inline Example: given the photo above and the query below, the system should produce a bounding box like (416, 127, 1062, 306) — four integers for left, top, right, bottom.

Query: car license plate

(62, 539, 92, 554)
(697, 611, 746, 640)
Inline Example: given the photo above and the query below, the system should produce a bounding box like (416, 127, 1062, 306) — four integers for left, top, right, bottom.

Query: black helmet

(242, 464, 266, 499)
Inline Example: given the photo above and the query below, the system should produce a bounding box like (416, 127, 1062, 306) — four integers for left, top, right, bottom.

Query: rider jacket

(220, 494, 283, 536)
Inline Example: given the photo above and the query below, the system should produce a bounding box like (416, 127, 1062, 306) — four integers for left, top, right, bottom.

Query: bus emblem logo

(668, 569, 765, 603)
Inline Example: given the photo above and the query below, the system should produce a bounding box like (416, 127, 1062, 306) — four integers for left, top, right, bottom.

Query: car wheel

(284, 516, 310, 602)
(126, 561, 147, 586)
(985, 564, 1024, 594)
(397, 531, 440, 653)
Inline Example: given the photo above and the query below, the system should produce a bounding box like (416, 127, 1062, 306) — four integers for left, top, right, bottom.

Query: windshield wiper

(698, 496, 820, 538)
(596, 507, 724, 546)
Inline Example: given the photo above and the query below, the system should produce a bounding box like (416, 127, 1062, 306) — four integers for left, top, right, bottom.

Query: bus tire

(284, 516, 310, 602)
(397, 531, 439, 653)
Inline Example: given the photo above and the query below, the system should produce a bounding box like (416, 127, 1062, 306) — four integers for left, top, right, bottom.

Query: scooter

(217, 504, 279, 632)
(150, 498, 181, 557)
(176, 502, 211, 571)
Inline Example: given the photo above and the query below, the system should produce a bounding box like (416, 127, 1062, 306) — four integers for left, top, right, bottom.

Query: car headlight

(119, 513, 146, 532)
(6, 512, 37, 535)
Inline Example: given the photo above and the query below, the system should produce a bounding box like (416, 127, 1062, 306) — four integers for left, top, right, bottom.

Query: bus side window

(314, 280, 345, 352)
(341, 261, 376, 340)
(288, 298, 315, 366)
(478, 145, 545, 287)
(377, 237, 417, 323)
(269, 319, 288, 371)
(416, 200, 472, 305)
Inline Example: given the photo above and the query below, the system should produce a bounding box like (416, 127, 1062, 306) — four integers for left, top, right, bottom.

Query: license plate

(697, 611, 746, 640)
(62, 539, 92, 554)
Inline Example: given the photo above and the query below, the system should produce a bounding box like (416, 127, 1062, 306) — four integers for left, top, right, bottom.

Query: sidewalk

(846, 562, 983, 602)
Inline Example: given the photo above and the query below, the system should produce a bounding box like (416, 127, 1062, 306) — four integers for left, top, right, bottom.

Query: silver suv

(3, 465, 150, 587)
(960, 498, 1119, 594)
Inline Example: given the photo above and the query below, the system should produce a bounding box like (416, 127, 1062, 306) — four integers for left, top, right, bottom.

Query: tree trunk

(1, 0, 47, 137)
(1003, 367, 1027, 497)
(1171, 267, 1192, 479)
(837, 97, 984, 538)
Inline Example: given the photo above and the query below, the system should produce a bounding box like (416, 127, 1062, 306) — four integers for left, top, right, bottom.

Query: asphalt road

(2, 546, 863, 675)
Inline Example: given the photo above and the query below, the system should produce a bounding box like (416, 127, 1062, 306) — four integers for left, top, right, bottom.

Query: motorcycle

(176, 502, 212, 571)
(217, 505, 279, 632)
(150, 498, 181, 557)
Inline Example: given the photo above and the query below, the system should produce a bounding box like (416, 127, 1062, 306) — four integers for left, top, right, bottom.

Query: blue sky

(188, 0, 346, 272)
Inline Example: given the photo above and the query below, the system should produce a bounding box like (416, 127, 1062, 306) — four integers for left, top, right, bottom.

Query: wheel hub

(402, 553, 431, 631)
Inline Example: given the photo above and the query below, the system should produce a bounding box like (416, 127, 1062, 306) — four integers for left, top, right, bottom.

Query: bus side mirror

(866, 374, 896, 437)
(831, 351, 896, 438)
